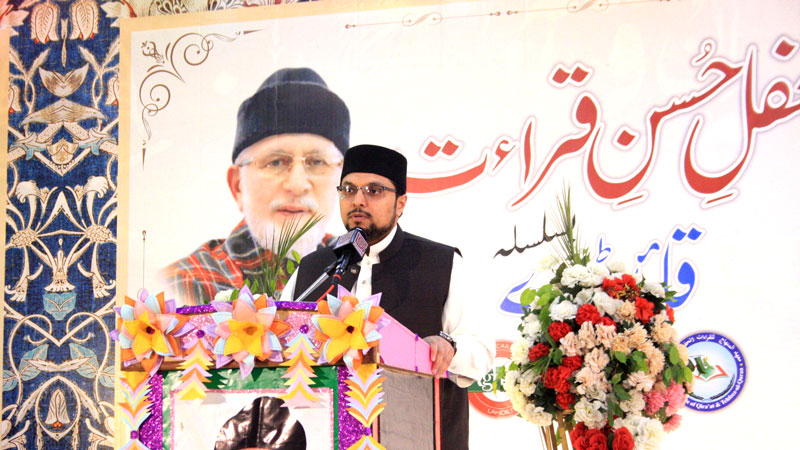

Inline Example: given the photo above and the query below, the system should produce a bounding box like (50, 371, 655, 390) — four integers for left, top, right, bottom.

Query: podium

(116, 298, 442, 450)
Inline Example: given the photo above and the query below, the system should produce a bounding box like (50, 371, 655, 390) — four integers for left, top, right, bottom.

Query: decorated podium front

(112, 287, 440, 450)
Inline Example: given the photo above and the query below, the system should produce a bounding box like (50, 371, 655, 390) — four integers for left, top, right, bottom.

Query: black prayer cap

(232, 67, 350, 162)
(341, 144, 407, 195)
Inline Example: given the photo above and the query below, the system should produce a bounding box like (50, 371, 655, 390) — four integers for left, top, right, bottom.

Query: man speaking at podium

(281, 144, 494, 449)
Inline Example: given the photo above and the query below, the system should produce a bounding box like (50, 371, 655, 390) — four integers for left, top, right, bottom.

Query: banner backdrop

(120, 0, 800, 447)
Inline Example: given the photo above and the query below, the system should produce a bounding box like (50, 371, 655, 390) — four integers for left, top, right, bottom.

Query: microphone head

(332, 227, 369, 263)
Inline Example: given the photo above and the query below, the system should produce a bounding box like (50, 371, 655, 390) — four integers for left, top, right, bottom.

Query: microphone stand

(293, 260, 337, 303)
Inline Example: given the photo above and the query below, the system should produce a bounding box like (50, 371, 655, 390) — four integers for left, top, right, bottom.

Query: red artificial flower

(598, 316, 616, 328)
(585, 428, 608, 450)
(562, 355, 583, 372)
(666, 305, 675, 322)
(612, 427, 635, 450)
(621, 274, 639, 291)
(576, 304, 601, 325)
(556, 392, 576, 410)
(544, 366, 572, 393)
(549, 321, 573, 341)
(570, 422, 588, 447)
(528, 343, 550, 361)
(602, 277, 623, 297)
(634, 296, 655, 323)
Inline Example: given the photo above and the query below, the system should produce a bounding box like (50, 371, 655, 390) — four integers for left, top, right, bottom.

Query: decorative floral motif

(312, 286, 385, 371)
(111, 290, 193, 375)
(209, 286, 291, 378)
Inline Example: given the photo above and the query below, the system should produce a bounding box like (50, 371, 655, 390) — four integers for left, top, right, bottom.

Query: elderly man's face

(228, 133, 342, 253)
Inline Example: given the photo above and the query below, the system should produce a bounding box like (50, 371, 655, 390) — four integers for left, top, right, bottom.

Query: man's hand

(423, 335, 455, 378)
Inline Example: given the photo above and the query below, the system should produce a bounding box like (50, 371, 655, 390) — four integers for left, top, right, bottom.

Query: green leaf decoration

(683, 366, 694, 383)
(537, 292, 552, 307)
(611, 400, 624, 418)
(610, 372, 622, 385)
(552, 349, 563, 364)
(247, 214, 322, 299)
(495, 366, 507, 393)
(613, 383, 631, 401)
(614, 351, 627, 364)
(19, 344, 49, 381)
(3, 369, 18, 392)
(520, 289, 537, 306)
(663, 367, 673, 386)
(674, 365, 684, 384)
(668, 344, 680, 365)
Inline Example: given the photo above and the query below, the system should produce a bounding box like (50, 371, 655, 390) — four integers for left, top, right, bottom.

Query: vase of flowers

(501, 189, 693, 450)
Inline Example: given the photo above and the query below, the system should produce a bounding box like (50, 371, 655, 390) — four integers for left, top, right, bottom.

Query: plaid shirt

(159, 219, 327, 305)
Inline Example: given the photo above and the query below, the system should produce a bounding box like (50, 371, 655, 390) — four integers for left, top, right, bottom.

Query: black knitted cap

(232, 67, 350, 162)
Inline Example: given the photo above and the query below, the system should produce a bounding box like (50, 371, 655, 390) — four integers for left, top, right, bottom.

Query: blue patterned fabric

(2, 1, 315, 448)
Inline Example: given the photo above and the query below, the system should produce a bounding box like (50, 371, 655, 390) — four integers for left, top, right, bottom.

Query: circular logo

(680, 331, 746, 412)
(468, 340, 516, 418)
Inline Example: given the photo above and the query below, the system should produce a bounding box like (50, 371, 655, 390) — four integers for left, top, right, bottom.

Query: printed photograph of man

(160, 67, 350, 306)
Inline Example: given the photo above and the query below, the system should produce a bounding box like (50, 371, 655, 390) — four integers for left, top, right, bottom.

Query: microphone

(331, 227, 369, 277)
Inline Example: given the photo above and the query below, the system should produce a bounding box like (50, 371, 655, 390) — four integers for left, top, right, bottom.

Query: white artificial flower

(617, 415, 665, 449)
(642, 280, 666, 298)
(510, 339, 530, 364)
(214, 289, 235, 302)
(506, 381, 527, 414)
(522, 404, 553, 426)
(549, 301, 578, 321)
(519, 369, 539, 396)
(592, 290, 622, 316)
(585, 261, 609, 286)
(522, 315, 542, 339)
(575, 288, 594, 305)
(573, 398, 606, 429)
(502, 369, 520, 393)
(536, 254, 560, 272)
(561, 264, 591, 288)
(606, 259, 627, 273)
(620, 390, 645, 413)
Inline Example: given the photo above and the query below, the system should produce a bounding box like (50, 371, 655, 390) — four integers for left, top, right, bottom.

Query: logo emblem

(468, 340, 516, 418)
(681, 332, 746, 412)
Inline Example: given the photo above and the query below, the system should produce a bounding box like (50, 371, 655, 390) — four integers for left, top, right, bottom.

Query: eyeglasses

(336, 183, 396, 200)
(237, 152, 343, 177)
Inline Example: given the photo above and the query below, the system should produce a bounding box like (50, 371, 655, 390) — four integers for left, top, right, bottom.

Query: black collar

(375, 225, 405, 262)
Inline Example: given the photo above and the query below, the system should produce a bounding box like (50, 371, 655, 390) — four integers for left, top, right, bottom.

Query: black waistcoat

(293, 227, 470, 449)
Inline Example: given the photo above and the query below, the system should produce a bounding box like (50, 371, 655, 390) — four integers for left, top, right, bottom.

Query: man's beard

(345, 208, 398, 244)
(245, 212, 329, 257)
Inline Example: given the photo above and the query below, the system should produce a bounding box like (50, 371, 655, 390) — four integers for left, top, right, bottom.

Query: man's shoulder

(298, 245, 337, 265)
(401, 230, 459, 255)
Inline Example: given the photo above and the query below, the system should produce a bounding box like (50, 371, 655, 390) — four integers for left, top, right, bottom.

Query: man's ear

(227, 165, 245, 213)
(396, 194, 408, 218)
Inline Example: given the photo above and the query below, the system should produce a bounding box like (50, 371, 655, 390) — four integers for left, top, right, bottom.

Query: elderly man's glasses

(336, 183, 396, 200)
(237, 153, 343, 177)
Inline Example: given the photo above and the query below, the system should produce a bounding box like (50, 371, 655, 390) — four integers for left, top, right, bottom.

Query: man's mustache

(347, 208, 372, 218)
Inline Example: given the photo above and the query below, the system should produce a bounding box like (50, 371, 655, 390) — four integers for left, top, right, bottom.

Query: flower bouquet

(501, 189, 693, 450)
